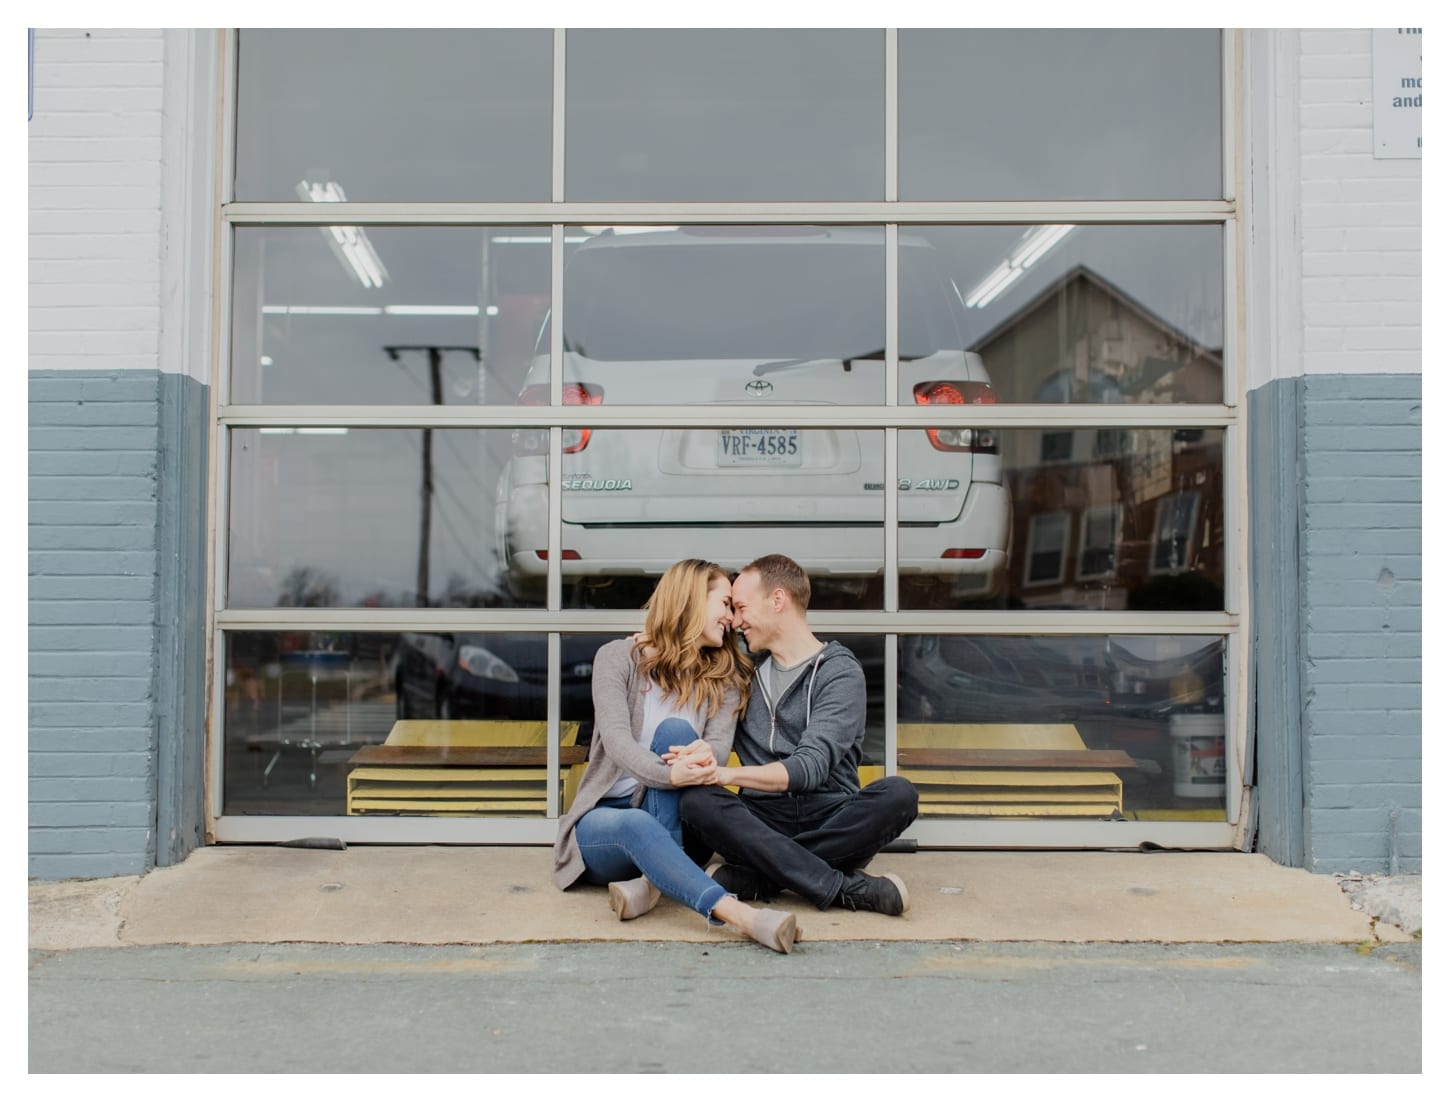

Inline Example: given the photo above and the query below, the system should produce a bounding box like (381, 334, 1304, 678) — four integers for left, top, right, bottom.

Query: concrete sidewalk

(29, 846, 1413, 950)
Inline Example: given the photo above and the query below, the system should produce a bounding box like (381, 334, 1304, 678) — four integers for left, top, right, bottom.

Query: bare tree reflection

(277, 566, 341, 607)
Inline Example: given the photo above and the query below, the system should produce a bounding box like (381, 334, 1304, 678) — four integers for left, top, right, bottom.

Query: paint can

(1168, 713, 1225, 798)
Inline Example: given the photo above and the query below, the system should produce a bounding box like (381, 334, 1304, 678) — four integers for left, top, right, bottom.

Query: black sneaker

(706, 861, 779, 902)
(837, 871, 909, 915)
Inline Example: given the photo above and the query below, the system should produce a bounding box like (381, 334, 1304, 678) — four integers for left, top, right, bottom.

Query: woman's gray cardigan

(552, 638, 740, 890)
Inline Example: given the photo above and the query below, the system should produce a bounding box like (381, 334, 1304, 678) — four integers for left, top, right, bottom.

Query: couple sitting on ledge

(553, 554, 918, 954)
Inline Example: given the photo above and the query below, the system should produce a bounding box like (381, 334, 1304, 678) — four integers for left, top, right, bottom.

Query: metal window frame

(224, 202, 1236, 224)
(206, 28, 238, 828)
(207, 28, 1246, 848)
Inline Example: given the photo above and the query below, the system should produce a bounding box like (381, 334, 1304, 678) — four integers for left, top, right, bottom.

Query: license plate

(719, 429, 802, 467)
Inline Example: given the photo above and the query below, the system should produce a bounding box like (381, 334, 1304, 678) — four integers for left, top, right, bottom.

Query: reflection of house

(973, 265, 1223, 413)
(972, 267, 1225, 609)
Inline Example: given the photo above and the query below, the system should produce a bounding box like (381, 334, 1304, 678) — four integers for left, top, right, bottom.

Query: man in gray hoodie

(677, 554, 918, 915)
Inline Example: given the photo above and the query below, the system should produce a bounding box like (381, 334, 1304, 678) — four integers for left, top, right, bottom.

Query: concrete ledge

(31, 847, 1382, 949)
(1337, 873, 1422, 940)
(29, 874, 141, 950)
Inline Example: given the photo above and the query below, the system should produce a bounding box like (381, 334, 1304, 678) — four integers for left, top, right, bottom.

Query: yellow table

(895, 723, 1126, 818)
(346, 720, 582, 816)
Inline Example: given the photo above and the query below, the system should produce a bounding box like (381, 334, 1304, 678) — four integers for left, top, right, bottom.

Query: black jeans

(679, 776, 919, 910)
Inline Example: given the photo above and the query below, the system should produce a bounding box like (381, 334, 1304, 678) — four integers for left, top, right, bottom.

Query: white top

(604, 680, 704, 799)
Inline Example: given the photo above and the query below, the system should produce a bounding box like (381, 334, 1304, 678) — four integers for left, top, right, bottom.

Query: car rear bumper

(503, 483, 1009, 579)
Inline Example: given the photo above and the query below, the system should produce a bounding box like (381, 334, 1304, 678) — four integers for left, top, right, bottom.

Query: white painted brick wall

(29, 29, 169, 878)
(28, 29, 165, 376)
(1297, 29, 1421, 377)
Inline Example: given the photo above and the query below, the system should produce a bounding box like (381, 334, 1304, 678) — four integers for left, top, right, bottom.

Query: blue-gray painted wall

(1248, 375, 1305, 869)
(1300, 373, 1421, 874)
(1251, 372, 1422, 874)
(154, 371, 210, 866)
(29, 369, 208, 879)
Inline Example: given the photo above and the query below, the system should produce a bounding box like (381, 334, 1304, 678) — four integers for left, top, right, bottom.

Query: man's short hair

(741, 553, 811, 611)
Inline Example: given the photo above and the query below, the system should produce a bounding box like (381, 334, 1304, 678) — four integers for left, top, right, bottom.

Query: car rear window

(560, 242, 967, 363)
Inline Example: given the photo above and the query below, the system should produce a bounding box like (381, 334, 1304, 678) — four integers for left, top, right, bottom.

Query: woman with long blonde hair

(553, 559, 800, 953)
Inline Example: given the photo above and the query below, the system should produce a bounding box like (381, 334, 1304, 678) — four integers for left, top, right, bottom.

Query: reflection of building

(971, 267, 1226, 610)
(973, 266, 1223, 409)
(1007, 432, 1225, 610)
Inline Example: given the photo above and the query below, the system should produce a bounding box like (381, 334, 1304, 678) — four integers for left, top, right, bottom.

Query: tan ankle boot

(748, 907, 799, 954)
(608, 876, 661, 921)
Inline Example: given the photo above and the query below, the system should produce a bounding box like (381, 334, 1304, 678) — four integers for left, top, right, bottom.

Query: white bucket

(1169, 714, 1225, 798)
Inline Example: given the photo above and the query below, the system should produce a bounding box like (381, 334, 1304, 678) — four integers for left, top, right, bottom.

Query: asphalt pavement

(29, 940, 1421, 1073)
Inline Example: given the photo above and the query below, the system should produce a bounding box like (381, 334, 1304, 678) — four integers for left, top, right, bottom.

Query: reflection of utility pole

(384, 345, 481, 607)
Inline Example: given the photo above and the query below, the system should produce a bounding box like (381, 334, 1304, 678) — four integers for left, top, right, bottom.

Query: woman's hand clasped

(662, 739, 719, 786)
(667, 755, 718, 787)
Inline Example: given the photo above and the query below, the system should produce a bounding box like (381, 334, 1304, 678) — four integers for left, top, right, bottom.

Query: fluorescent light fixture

(485, 305, 500, 317)
(1011, 224, 1075, 269)
(963, 224, 1076, 309)
(259, 355, 273, 366)
(259, 427, 350, 436)
(382, 305, 481, 316)
(297, 179, 390, 289)
(962, 262, 1015, 309)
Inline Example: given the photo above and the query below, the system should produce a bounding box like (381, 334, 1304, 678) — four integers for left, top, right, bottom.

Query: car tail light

(514, 384, 603, 454)
(913, 381, 999, 453)
(941, 549, 987, 559)
(534, 549, 581, 561)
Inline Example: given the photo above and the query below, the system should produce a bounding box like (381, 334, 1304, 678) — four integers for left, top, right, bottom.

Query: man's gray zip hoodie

(736, 639, 867, 797)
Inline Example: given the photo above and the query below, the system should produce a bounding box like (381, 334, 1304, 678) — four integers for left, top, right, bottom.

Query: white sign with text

(1373, 28, 1422, 159)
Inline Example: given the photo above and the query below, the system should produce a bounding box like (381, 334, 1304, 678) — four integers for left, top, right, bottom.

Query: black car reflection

(392, 633, 599, 730)
(899, 635, 1224, 724)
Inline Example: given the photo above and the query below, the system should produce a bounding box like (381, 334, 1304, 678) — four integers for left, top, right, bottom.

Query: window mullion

(219, 404, 1237, 430)
(885, 29, 897, 203)
(884, 224, 900, 613)
(552, 29, 565, 204)
(214, 606, 1237, 635)
(220, 200, 1236, 225)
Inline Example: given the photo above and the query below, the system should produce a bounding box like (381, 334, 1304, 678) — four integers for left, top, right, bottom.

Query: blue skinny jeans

(574, 717, 729, 919)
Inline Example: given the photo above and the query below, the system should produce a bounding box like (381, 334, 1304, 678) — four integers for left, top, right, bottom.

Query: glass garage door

(211, 29, 1243, 848)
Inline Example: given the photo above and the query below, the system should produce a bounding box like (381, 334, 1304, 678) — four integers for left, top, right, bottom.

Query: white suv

(498, 227, 1009, 597)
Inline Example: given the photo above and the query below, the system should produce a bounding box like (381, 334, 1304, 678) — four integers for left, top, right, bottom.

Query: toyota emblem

(745, 379, 774, 396)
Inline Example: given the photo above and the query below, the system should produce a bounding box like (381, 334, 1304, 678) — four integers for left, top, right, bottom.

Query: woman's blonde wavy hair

(632, 559, 753, 719)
